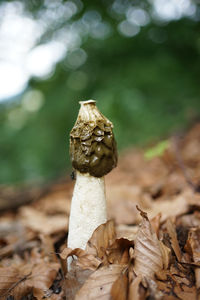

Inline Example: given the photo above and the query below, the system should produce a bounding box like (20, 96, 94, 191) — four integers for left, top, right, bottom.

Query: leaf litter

(1, 124, 200, 299)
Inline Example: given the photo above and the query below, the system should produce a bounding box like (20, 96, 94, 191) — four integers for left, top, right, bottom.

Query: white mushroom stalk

(68, 100, 117, 251)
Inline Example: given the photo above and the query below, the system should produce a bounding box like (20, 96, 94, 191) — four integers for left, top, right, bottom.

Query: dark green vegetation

(0, 0, 200, 184)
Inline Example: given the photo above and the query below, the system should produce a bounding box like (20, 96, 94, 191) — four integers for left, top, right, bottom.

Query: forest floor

(1, 124, 200, 300)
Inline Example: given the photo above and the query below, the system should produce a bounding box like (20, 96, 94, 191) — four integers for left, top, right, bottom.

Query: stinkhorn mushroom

(67, 100, 117, 251)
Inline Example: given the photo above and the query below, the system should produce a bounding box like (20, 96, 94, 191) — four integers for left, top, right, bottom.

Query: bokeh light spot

(126, 7, 150, 26)
(26, 42, 66, 78)
(118, 20, 140, 37)
(21, 90, 45, 112)
(64, 48, 87, 69)
(0, 62, 27, 100)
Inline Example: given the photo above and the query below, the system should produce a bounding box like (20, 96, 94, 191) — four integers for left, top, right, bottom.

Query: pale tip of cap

(79, 100, 96, 105)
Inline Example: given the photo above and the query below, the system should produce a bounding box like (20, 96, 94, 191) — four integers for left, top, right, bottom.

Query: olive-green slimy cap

(70, 100, 118, 177)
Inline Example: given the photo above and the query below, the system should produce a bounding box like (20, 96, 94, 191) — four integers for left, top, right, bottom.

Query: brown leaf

(0, 266, 31, 300)
(85, 220, 116, 264)
(145, 277, 164, 300)
(150, 213, 161, 237)
(106, 238, 134, 265)
(28, 262, 60, 299)
(148, 193, 189, 221)
(39, 234, 58, 263)
(116, 224, 138, 241)
(128, 275, 143, 300)
(75, 264, 124, 300)
(166, 219, 182, 261)
(65, 266, 93, 300)
(159, 241, 171, 269)
(0, 261, 60, 300)
(185, 228, 200, 289)
(185, 228, 200, 262)
(173, 284, 196, 300)
(107, 184, 143, 225)
(111, 270, 128, 300)
(156, 263, 196, 299)
(48, 292, 65, 300)
(19, 206, 67, 235)
(177, 212, 200, 228)
(60, 221, 122, 272)
(156, 270, 176, 296)
(60, 247, 101, 270)
(133, 208, 165, 278)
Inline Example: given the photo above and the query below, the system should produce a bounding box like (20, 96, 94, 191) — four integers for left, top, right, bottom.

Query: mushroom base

(67, 171, 107, 250)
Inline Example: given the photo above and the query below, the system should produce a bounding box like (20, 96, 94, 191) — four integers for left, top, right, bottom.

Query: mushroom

(67, 100, 117, 251)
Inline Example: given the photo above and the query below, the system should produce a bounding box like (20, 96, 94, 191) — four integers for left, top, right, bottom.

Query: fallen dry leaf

(155, 262, 196, 299)
(75, 264, 125, 300)
(177, 211, 200, 228)
(85, 220, 116, 264)
(116, 224, 138, 241)
(110, 270, 128, 300)
(185, 228, 200, 263)
(19, 206, 68, 235)
(106, 238, 134, 265)
(60, 247, 101, 271)
(48, 292, 65, 300)
(61, 220, 117, 271)
(61, 222, 134, 270)
(173, 284, 196, 300)
(107, 185, 143, 224)
(148, 192, 189, 221)
(133, 208, 167, 278)
(150, 213, 161, 237)
(144, 277, 164, 300)
(166, 218, 182, 261)
(39, 234, 58, 263)
(158, 241, 171, 270)
(185, 228, 200, 290)
(0, 266, 31, 300)
(0, 261, 60, 300)
(128, 275, 143, 300)
(65, 266, 93, 300)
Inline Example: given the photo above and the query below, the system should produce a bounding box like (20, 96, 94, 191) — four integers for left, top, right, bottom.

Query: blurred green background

(0, 0, 200, 184)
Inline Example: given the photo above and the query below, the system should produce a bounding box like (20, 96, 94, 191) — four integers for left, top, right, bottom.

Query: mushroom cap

(70, 100, 118, 177)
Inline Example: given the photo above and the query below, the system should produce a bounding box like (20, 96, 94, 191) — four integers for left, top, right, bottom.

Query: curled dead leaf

(158, 241, 171, 270)
(85, 220, 116, 264)
(185, 228, 200, 289)
(150, 213, 161, 237)
(60, 247, 101, 271)
(133, 207, 169, 278)
(166, 219, 182, 261)
(60, 220, 117, 272)
(61, 221, 132, 274)
(106, 238, 134, 265)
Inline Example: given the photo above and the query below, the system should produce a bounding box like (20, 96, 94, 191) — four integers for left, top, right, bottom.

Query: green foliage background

(0, 0, 200, 184)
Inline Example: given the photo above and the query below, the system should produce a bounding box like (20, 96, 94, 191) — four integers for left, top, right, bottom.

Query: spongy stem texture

(67, 171, 107, 250)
